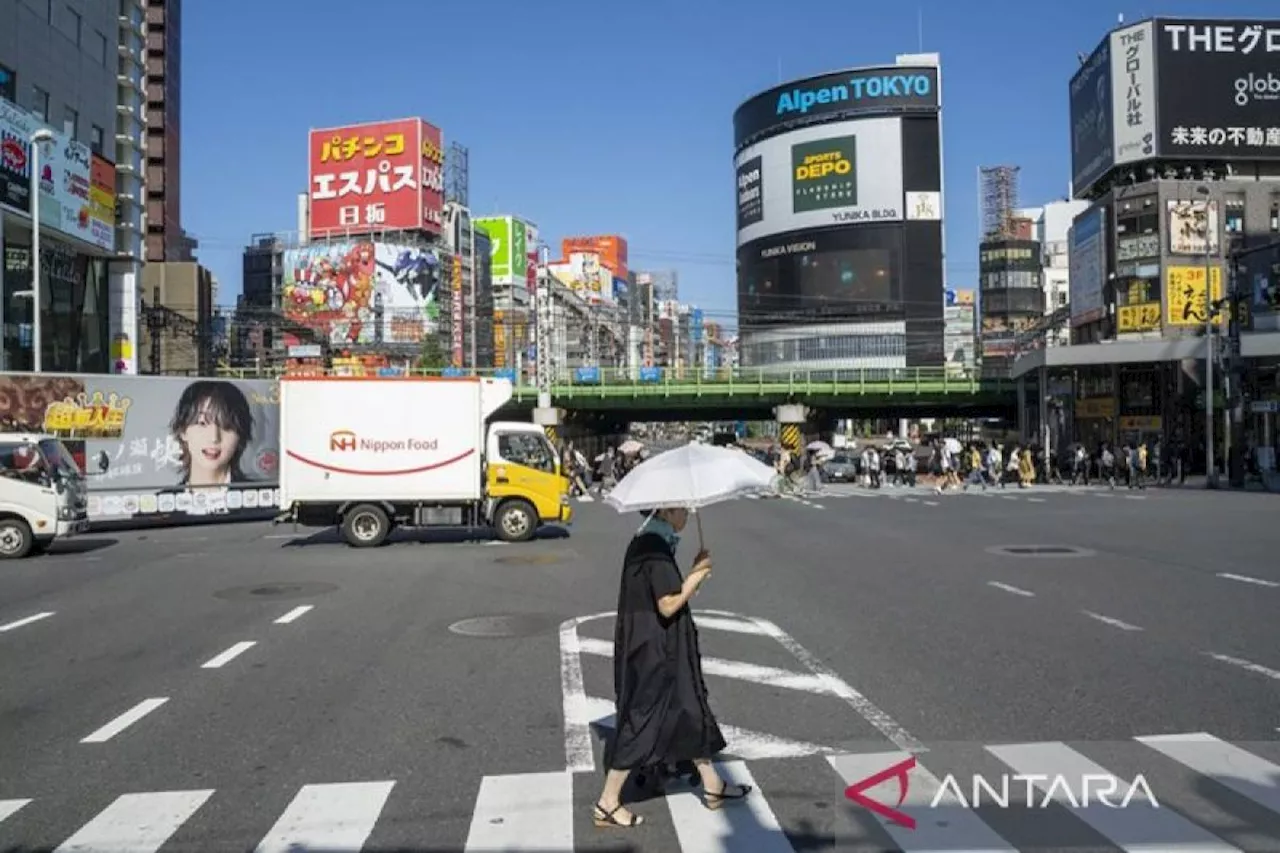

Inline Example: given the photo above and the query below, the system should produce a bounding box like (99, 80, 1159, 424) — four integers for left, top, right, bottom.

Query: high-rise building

(142, 0, 192, 262)
(113, 0, 147, 374)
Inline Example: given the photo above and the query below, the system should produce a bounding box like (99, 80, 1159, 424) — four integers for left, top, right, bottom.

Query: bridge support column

(774, 404, 807, 455)
(533, 406, 561, 447)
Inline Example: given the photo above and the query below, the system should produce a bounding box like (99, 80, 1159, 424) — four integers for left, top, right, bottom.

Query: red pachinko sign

(308, 118, 445, 239)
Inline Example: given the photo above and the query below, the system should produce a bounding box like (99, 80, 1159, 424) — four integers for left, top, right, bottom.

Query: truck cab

(0, 434, 107, 559)
(485, 422, 572, 541)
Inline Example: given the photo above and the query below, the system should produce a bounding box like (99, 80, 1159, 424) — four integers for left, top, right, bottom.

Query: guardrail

(213, 366, 1014, 398)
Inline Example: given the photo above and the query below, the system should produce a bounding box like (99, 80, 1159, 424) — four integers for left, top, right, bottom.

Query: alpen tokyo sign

(844, 756, 1160, 830)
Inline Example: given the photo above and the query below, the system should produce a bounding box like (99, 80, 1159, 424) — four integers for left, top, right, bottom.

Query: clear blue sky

(181, 0, 1275, 328)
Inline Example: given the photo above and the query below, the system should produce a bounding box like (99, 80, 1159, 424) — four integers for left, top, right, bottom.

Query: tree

(416, 335, 448, 372)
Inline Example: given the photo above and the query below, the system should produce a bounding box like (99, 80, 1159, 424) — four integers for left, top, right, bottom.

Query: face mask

(640, 514, 680, 553)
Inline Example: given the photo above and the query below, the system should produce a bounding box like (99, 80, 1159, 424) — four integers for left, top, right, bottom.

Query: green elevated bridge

(220, 366, 1017, 423)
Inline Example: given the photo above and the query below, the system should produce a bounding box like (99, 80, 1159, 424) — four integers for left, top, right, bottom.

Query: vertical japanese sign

(525, 221, 540, 295)
(451, 254, 464, 367)
(474, 217, 513, 281)
(1110, 21, 1156, 166)
(1165, 265, 1224, 327)
(308, 119, 422, 239)
(418, 119, 445, 236)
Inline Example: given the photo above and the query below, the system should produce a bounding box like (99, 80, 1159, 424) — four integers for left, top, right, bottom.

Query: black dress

(606, 531, 727, 771)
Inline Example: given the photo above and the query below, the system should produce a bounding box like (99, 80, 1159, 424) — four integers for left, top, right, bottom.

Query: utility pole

(1197, 186, 1217, 488)
(532, 245, 559, 445)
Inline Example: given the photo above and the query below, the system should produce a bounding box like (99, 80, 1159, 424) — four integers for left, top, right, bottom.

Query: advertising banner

(1156, 19, 1280, 160)
(418, 119, 445, 234)
(945, 288, 975, 307)
(451, 254, 464, 366)
(735, 117, 904, 247)
(1110, 21, 1157, 167)
(1115, 233, 1161, 261)
(1069, 39, 1115, 198)
(0, 373, 279, 521)
(474, 217, 512, 280)
(734, 66, 939, 150)
(87, 154, 116, 250)
(1117, 302, 1161, 332)
(561, 235, 628, 282)
(308, 119, 428, 238)
(1165, 265, 1224, 326)
(1068, 207, 1106, 326)
(1167, 199, 1219, 255)
(281, 240, 441, 345)
(524, 221, 539, 295)
(512, 219, 528, 281)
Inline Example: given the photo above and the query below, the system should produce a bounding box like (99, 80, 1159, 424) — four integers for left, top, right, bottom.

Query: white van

(0, 433, 108, 559)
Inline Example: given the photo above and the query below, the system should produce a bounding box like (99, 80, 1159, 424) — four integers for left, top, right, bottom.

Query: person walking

(592, 507, 753, 828)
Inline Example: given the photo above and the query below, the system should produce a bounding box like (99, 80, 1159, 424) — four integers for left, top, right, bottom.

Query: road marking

(0, 799, 30, 825)
(1027, 497, 1046, 503)
(1137, 732, 1280, 817)
(201, 641, 257, 669)
(577, 636, 832, 694)
(667, 761, 795, 853)
(829, 751, 1015, 851)
(904, 497, 919, 503)
(1124, 495, 1148, 500)
(1082, 610, 1143, 632)
(558, 618, 594, 773)
(1205, 652, 1280, 682)
(1000, 495, 1019, 501)
(53, 790, 213, 852)
(274, 605, 314, 624)
(923, 500, 939, 506)
(988, 741, 1241, 851)
(987, 581, 1035, 597)
(810, 503, 825, 509)
(263, 533, 298, 540)
(693, 613, 769, 636)
(0, 611, 54, 632)
(463, 772, 573, 851)
(1217, 572, 1280, 588)
(254, 781, 395, 853)
(81, 697, 168, 743)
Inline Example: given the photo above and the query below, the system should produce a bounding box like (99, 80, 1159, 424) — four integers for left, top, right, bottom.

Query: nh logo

(330, 430, 357, 452)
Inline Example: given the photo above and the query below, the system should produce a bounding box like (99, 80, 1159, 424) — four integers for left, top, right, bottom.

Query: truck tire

(341, 504, 390, 548)
(0, 518, 34, 560)
(494, 499, 537, 543)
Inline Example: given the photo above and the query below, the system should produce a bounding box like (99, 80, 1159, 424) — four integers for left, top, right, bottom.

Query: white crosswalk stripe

(6, 732, 1280, 851)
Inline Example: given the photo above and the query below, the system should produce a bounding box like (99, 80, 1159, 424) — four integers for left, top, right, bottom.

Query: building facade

(978, 231, 1042, 377)
(143, 0, 190, 263)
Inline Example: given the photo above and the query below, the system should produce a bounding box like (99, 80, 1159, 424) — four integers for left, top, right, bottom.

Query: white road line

(1000, 495, 1019, 501)
(200, 640, 257, 669)
(54, 790, 213, 852)
(1137, 732, 1280, 817)
(263, 533, 298, 540)
(0, 799, 30, 825)
(987, 741, 1241, 852)
(1124, 495, 1147, 500)
(1205, 652, 1280, 682)
(923, 500, 939, 506)
(558, 618, 595, 773)
(666, 761, 795, 853)
(1217, 572, 1280, 589)
(81, 697, 168, 743)
(0, 611, 54, 632)
(1082, 610, 1143, 632)
(987, 581, 1035, 597)
(254, 781, 395, 853)
(903, 497, 920, 503)
(693, 614, 769, 636)
(828, 751, 1016, 851)
(742, 614, 925, 754)
(274, 605, 314, 624)
(576, 636, 833, 694)
(463, 772, 573, 851)
(810, 503, 825, 510)
(1027, 497, 1046, 503)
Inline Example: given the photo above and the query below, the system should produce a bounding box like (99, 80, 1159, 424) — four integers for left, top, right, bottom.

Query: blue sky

(182, 0, 1276, 328)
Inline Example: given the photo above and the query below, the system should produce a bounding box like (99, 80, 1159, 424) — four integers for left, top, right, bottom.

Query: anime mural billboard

(0, 373, 280, 521)
(281, 240, 441, 345)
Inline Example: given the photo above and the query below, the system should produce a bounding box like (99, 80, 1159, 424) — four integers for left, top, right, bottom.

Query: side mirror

(96, 450, 110, 473)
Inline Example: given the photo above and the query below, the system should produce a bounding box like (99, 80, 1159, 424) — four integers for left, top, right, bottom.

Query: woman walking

(592, 506, 753, 828)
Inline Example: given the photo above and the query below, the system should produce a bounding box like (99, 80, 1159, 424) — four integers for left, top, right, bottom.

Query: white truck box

(280, 377, 513, 506)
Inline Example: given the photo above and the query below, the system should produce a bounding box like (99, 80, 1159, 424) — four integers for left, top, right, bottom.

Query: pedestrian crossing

(5, 731, 1280, 851)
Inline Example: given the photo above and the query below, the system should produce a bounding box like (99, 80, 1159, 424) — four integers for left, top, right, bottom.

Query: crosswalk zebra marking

(692, 613, 771, 636)
(52, 789, 213, 853)
(463, 771, 574, 851)
(1137, 732, 1280, 817)
(827, 751, 1016, 851)
(0, 799, 30, 826)
(253, 780, 395, 853)
(665, 760, 794, 853)
(986, 741, 1242, 851)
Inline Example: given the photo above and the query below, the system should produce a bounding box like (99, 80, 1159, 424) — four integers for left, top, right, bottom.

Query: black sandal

(704, 782, 753, 810)
(593, 801, 644, 828)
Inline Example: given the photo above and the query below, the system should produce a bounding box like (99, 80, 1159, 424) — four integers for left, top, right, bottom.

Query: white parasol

(618, 439, 644, 455)
(604, 442, 778, 547)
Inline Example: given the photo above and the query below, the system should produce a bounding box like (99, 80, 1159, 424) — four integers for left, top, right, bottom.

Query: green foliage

(416, 335, 448, 371)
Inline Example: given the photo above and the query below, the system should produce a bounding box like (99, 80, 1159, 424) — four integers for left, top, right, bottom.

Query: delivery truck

(0, 433, 108, 559)
(276, 376, 572, 546)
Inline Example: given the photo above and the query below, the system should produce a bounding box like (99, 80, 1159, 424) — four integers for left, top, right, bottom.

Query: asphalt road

(0, 483, 1278, 851)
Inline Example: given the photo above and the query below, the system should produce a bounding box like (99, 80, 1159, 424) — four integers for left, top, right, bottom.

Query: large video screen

(735, 117, 904, 248)
(738, 226, 902, 327)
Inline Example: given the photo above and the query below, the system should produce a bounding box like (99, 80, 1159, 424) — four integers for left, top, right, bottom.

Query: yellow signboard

(1075, 398, 1116, 419)
(1117, 302, 1161, 333)
(1165, 266, 1223, 327)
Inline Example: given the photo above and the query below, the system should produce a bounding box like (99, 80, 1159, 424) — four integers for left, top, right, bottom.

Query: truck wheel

(0, 518, 34, 559)
(341, 504, 390, 548)
(494, 500, 537, 543)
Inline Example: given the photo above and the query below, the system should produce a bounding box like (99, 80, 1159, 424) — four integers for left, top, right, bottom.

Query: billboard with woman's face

(0, 373, 279, 521)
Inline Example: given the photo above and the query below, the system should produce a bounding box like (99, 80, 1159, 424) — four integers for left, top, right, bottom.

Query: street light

(1195, 184, 1217, 488)
(28, 127, 55, 373)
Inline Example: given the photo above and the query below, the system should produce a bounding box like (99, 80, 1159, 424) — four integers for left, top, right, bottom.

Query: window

(90, 124, 104, 155)
(30, 85, 49, 121)
(0, 62, 14, 102)
(92, 30, 107, 65)
(62, 6, 81, 46)
(496, 432, 556, 473)
(63, 106, 78, 139)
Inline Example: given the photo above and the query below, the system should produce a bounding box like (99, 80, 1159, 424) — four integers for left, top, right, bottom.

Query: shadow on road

(44, 537, 117, 555)
(281, 525, 571, 548)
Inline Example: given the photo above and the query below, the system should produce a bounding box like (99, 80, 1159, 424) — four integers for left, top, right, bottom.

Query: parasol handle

(695, 509, 704, 552)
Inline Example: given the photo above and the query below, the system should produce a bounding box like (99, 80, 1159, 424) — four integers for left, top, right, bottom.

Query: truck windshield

(38, 439, 83, 479)
(496, 432, 556, 474)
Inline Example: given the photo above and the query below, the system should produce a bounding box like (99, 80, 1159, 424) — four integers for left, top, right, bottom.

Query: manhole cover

(493, 554, 562, 565)
(448, 615, 556, 638)
(986, 545, 1096, 558)
(214, 581, 340, 601)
